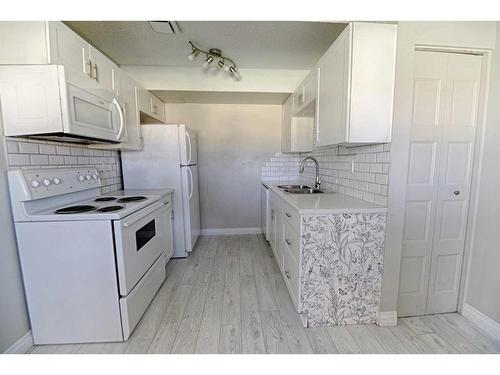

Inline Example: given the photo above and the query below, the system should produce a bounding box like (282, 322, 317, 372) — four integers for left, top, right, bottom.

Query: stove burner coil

(117, 196, 147, 203)
(97, 205, 124, 213)
(94, 197, 117, 202)
(55, 205, 96, 214)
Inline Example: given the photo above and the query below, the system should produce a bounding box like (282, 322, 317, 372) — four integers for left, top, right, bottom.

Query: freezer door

(179, 125, 198, 165)
(181, 165, 201, 252)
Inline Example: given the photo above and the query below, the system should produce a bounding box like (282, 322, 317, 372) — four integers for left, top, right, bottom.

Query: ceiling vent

(148, 21, 181, 34)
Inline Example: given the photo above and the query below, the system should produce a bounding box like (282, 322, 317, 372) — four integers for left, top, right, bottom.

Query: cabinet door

(281, 95, 292, 153)
(119, 72, 143, 150)
(47, 22, 89, 82)
(151, 95, 165, 122)
(292, 85, 304, 115)
(274, 210, 284, 272)
(89, 46, 116, 95)
(316, 25, 350, 147)
(136, 87, 152, 117)
(303, 69, 318, 107)
(269, 201, 277, 256)
(291, 118, 313, 152)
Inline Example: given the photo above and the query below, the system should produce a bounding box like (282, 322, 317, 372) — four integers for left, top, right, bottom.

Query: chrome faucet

(299, 156, 321, 190)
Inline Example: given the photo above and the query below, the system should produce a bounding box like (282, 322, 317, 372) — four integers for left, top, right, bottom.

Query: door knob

(453, 190, 460, 196)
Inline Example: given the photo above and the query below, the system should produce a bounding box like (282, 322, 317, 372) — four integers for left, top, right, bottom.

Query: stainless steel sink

(277, 184, 312, 190)
(281, 187, 324, 194)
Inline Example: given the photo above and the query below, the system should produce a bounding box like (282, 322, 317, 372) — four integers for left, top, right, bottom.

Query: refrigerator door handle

(185, 130, 192, 165)
(187, 166, 193, 199)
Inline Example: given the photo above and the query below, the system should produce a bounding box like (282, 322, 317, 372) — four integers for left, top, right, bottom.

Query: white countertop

(262, 181, 387, 215)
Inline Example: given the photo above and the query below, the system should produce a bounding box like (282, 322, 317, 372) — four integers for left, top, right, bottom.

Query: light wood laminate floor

(30, 235, 500, 354)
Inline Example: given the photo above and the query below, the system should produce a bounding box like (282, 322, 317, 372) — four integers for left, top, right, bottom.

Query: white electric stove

(8, 168, 171, 345)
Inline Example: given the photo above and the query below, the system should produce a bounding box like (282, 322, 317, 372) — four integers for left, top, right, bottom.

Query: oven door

(113, 201, 169, 296)
(65, 84, 126, 142)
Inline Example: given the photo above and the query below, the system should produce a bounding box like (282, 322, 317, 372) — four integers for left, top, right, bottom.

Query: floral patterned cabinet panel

(300, 212, 387, 327)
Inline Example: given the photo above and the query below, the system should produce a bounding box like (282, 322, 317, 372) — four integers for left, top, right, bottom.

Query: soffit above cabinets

(64, 21, 347, 70)
(152, 90, 290, 105)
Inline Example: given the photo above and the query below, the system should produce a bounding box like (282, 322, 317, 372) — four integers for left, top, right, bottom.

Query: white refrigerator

(121, 124, 200, 258)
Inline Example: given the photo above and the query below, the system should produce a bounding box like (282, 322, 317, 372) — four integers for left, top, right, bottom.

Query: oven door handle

(122, 201, 167, 228)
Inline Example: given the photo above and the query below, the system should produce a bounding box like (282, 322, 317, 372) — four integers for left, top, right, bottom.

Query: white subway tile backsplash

(8, 154, 30, 166)
(6, 138, 122, 192)
(6, 141, 19, 153)
(262, 143, 391, 206)
(39, 144, 56, 155)
(30, 154, 49, 165)
(49, 155, 64, 165)
(18, 142, 39, 154)
(56, 145, 71, 155)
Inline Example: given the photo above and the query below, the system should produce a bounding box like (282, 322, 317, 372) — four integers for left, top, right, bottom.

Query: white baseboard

(461, 303, 500, 346)
(4, 330, 34, 354)
(376, 310, 397, 327)
(200, 227, 263, 236)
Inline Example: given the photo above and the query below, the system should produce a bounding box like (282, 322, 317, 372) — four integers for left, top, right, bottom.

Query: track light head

(202, 55, 214, 68)
(187, 48, 199, 61)
(229, 66, 241, 81)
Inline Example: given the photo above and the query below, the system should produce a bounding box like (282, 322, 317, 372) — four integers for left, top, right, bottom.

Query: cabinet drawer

(282, 220, 300, 262)
(281, 201, 300, 234)
(282, 245, 300, 312)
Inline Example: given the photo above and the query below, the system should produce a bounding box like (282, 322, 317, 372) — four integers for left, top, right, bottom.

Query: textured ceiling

(65, 21, 347, 69)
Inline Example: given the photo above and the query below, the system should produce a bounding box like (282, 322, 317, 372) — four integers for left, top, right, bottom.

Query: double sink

(277, 184, 324, 194)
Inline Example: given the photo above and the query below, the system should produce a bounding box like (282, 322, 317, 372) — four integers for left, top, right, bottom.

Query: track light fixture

(187, 41, 241, 80)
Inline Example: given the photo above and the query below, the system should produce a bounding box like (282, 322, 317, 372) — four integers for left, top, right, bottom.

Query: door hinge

(170, 210, 174, 220)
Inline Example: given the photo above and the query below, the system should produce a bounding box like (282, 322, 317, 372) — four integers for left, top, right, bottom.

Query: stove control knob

(31, 180, 40, 188)
(78, 175, 85, 182)
(53, 178, 61, 185)
(86, 175, 91, 180)
(43, 178, 51, 186)
(92, 174, 98, 180)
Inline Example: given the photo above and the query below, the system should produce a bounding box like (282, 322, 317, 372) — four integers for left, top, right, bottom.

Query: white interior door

(398, 50, 481, 317)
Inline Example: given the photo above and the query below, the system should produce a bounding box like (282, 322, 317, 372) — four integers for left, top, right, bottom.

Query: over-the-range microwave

(0, 65, 127, 144)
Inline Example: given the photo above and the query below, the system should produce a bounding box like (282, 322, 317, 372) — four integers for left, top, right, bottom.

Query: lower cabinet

(269, 193, 301, 312)
(266, 188, 387, 328)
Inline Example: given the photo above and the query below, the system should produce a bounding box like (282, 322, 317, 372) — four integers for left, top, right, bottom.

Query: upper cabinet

(315, 22, 397, 147)
(0, 21, 166, 150)
(136, 88, 166, 123)
(117, 72, 143, 151)
(281, 95, 313, 153)
(292, 69, 318, 116)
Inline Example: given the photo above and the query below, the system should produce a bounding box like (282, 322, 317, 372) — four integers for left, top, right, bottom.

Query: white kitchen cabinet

(46, 21, 99, 90)
(281, 95, 313, 153)
(118, 73, 143, 150)
(137, 87, 166, 123)
(293, 69, 318, 116)
(315, 22, 397, 147)
(89, 46, 117, 95)
(0, 22, 117, 95)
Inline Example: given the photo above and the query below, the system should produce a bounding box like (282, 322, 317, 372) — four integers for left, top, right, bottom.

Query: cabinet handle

(285, 238, 292, 246)
(86, 59, 93, 79)
(152, 104, 158, 114)
(285, 212, 292, 218)
(453, 190, 460, 196)
(92, 63, 98, 82)
(298, 94, 304, 106)
(285, 270, 291, 279)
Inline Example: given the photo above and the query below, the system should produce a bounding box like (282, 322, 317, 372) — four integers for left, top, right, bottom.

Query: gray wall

(0, 119, 30, 353)
(164, 103, 281, 230)
(464, 23, 500, 324)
